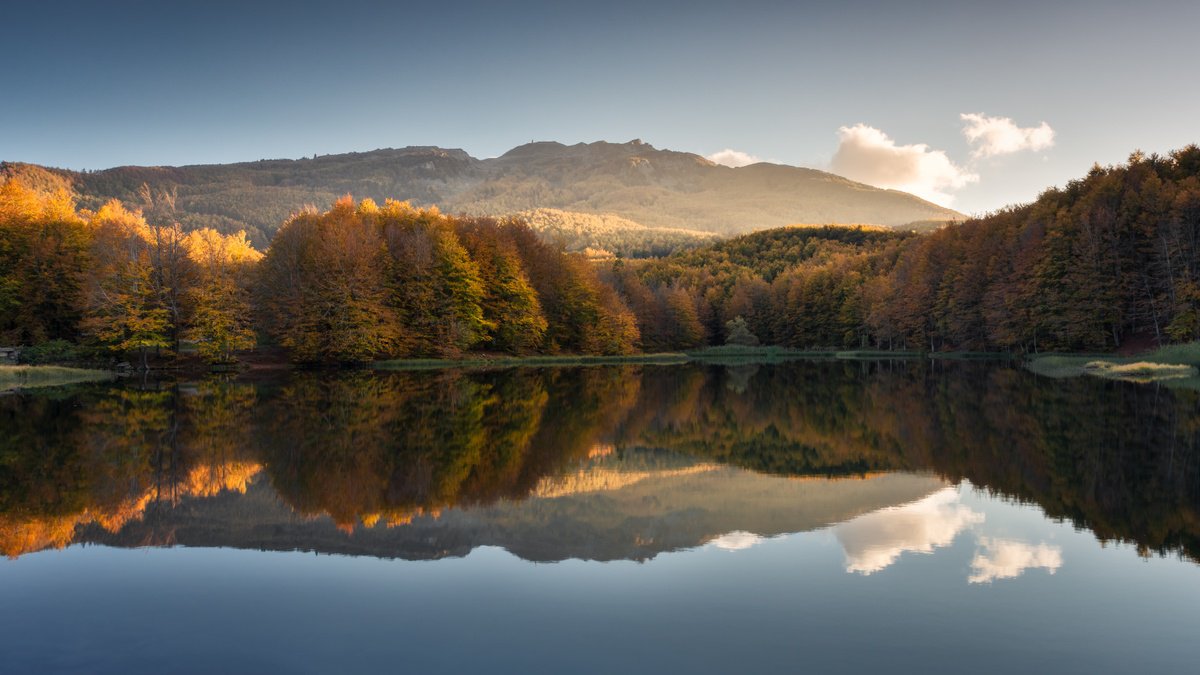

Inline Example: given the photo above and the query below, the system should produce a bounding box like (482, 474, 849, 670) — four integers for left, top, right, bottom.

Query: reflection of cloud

(710, 530, 764, 551)
(706, 148, 761, 167)
(835, 487, 984, 574)
(969, 537, 1062, 583)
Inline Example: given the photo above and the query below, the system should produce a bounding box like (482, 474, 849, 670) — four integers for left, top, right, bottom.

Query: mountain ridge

(2, 139, 963, 248)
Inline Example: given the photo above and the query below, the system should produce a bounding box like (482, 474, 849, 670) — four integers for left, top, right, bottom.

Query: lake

(2, 360, 1198, 673)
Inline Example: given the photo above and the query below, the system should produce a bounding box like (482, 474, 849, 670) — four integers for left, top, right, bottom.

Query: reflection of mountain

(0, 461, 261, 558)
(78, 458, 945, 563)
(2, 360, 1199, 563)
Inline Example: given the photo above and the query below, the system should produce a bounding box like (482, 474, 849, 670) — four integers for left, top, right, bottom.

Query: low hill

(516, 207, 720, 258)
(654, 223, 912, 281)
(2, 140, 962, 248)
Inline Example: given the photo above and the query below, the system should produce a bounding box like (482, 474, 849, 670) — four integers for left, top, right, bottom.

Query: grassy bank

(0, 365, 114, 392)
(375, 346, 1007, 370)
(690, 346, 836, 362)
(834, 349, 922, 360)
(375, 353, 693, 370)
(379, 347, 868, 370)
(927, 351, 1018, 361)
(1027, 342, 1200, 386)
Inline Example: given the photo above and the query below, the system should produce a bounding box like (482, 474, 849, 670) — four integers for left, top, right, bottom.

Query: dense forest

(0, 181, 263, 366)
(0, 182, 638, 363)
(2, 145, 1199, 364)
(612, 146, 1200, 352)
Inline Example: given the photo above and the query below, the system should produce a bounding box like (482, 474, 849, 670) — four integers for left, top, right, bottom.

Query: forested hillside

(612, 147, 1200, 353)
(0, 140, 961, 248)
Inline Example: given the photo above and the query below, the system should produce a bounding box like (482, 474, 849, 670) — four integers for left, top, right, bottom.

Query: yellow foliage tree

(184, 229, 261, 363)
(82, 201, 171, 368)
(0, 177, 91, 344)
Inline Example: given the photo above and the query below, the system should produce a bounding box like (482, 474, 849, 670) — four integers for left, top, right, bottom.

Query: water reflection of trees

(629, 362, 1200, 560)
(0, 380, 261, 556)
(1, 361, 1198, 560)
(258, 368, 640, 528)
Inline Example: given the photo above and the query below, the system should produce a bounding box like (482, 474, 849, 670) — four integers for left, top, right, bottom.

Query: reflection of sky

(833, 484, 1063, 583)
(969, 537, 1062, 583)
(4, 481, 1198, 673)
(835, 487, 984, 574)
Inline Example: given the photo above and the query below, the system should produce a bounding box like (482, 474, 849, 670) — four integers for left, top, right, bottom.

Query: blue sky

(2, 0, 1197, 214)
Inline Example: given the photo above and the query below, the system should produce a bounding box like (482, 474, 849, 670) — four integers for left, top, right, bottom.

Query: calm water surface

(1, 361, 1198, 673)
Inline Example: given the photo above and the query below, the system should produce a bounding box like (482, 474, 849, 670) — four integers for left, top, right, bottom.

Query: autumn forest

(3, 145, 1200, 365)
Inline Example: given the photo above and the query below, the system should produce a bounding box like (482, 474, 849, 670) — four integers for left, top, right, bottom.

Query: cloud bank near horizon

(830, 124, 979, 206)
(706, 148, 762, 168)
(826, 112, 1055, 207)
(961, 113, 1055, 158)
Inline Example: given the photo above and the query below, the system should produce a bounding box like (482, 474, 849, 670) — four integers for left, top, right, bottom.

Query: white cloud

(834, 487, 985, 575)
(961, 113, 1055, 158)
(710, 530, 764, 551)
(968, 537, 1063, 583)
(706, 148, 761, 168)
(830, 124, 978, 206)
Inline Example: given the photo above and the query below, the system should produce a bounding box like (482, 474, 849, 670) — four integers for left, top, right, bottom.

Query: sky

(2, 0, 1198, 215)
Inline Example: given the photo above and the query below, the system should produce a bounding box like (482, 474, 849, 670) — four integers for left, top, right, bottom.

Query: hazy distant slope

(2, 139, 961, 248)
(516, 207, 721, 257)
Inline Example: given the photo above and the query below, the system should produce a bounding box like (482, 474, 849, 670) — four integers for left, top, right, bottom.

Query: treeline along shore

(2, 146, 1199, 367)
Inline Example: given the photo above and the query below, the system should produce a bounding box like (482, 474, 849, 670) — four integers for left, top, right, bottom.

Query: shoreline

(372, 347, 1017, 370)
(18, 344, 1200, 385)
(0, 365, 115, 392)
(1025, 343, 1200, 387)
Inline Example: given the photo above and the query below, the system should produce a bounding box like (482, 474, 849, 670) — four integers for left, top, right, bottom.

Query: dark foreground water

(2, 360, 1198, 673)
